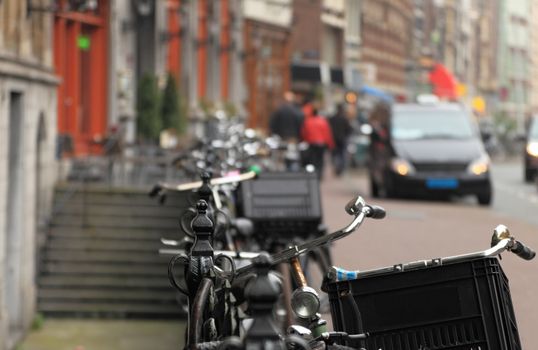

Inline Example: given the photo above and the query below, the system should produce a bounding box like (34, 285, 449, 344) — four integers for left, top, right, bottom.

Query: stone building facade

(0, 0, 58, 349)
(473, 0, 500, 114)
(530, 0, 538, 114)
(497, 0, 531, 130)
(344, 0, 362, 92)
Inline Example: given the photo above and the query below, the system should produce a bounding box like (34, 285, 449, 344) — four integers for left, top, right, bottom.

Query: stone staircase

(37, 183, 190, 318)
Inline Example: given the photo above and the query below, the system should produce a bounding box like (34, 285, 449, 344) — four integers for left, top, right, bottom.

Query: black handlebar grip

(366, 205, 386, 219)
(148, 185, 161, 198)
(512, 241, 536, 260)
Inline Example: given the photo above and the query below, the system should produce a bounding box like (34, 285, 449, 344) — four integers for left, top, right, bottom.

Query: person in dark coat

(329, 103, 353, 176)
(269, 91, 304, 142)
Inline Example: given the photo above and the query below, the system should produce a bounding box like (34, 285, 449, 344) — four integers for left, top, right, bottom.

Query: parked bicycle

(169, 197, 534, 350)
(323, 224, 535, 350)
(163, 195, 385, 349)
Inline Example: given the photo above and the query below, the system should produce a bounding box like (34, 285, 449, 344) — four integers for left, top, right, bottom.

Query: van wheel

(370, 178, 379, 198)
(525, 168, 534, 182)
(383, 174, 396, 198)
(477, 192, 492, 206)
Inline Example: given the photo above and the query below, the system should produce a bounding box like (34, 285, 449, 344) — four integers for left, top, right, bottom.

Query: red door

(54, 0, 109, 155)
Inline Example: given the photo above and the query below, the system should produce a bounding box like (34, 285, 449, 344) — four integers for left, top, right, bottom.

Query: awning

(359, 85, 393, 103)
(428, 63, 458, 100)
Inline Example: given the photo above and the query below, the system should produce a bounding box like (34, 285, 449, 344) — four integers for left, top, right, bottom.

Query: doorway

(35, 113, 47, 281)
(5, 91, 25, 332)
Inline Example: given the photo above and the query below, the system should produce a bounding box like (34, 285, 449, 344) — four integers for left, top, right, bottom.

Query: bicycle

(163, 195, 386, 349)
(154, 167, 334, 327)
(323, 224, 535, 350)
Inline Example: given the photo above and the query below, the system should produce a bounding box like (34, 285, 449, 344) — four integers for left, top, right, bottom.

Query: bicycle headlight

(291, 286, 320, 319)
(390, 158, 415, 176)
(467, 155, 490, 175)
(527, 142, 538, 157)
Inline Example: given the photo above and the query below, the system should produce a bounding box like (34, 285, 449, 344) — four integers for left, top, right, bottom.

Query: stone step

(50, 226, 181, 240)
(51, 215, 180, 229)
(44, 249, 171, 264)
(54, 203, 184, 218)
(39, 275, 171, 289)
(42, 262, 168, 276)
(38, 288, 178, 302)
(47, 237, 163, 252)
(38, 301, 183, 316)
(54, 188, 191, 207)
(39, 185, 192, 318)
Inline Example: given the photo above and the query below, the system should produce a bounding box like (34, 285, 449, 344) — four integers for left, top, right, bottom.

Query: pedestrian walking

(369, 102, 391, 152)
(302, 97, 315, 120)
(301, 107, 335, 179)
(269, 91, 304, 142)
(368, 102, 392, 180)
(100, 121, 127, 184)
(269, 91, 305, 170)
(329, 103, 353, 176)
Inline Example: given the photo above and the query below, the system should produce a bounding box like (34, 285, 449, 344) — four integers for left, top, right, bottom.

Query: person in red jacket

(301, 107, 335, 179)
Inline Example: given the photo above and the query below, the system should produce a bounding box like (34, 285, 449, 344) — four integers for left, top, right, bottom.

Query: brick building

(289, 0, 346, 110)
(359, 0, 414, 97)
(0, 1, 58, 348)
(243, 0, 293, 129)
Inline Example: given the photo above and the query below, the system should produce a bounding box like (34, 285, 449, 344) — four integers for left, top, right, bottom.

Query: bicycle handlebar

(510, 240, 536, 260)
(491, 224, 536, 260)
(160, 247, 260, 260)
(150, 169, 259, 196)
(331, 224, 535, 282)
(162, 196, 385, 281)
(231, 198, 384, 278)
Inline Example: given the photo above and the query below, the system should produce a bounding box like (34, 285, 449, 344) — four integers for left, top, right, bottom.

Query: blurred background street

(2, 0, 538, 349)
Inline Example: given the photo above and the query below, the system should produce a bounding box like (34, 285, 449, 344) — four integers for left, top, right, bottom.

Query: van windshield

(391, 110, 475, 141)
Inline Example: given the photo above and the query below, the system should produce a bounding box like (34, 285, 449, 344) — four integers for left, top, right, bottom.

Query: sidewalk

(18, 319, 185, 350)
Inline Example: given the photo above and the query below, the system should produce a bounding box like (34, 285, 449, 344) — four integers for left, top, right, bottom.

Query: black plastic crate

(236, 171, 322, 237)
(326, 257, 522, 350)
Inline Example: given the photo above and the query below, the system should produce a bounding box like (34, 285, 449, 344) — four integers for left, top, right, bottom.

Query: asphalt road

(321, 158, 538, 348)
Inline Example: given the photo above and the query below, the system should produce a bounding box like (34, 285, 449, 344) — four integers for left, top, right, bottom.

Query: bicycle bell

(491, 224, 512, 247)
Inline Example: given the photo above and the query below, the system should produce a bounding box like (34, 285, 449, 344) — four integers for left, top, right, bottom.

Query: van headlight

(467, 155, 490, 175)
(390, 158, 416, 176)
(291, 286, 320, 319)
(526, 142, 538, 157)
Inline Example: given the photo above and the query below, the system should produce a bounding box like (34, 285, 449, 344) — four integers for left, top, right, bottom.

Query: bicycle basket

(236, 171, 322, 237)
(325, 257, 522, 350)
